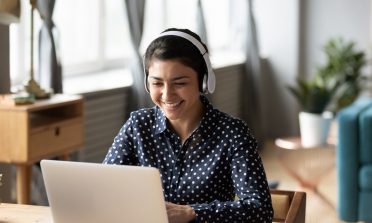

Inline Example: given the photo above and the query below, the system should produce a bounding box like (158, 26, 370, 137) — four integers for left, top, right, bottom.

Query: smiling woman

(103, 28, 273, 223)
(148, 61, 205, 145)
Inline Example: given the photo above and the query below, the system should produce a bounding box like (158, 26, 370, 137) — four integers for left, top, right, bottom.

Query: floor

(260, 139, 340, 223)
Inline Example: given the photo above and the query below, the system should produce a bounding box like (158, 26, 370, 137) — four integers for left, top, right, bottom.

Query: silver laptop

(41, 160, 168, 223)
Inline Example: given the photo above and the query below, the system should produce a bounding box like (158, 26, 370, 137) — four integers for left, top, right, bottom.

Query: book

(0, 93, 35, 106)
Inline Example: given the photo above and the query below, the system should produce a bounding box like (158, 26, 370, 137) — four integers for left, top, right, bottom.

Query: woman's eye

(152, 82, 161, 86)
(175, 83, 185, 86)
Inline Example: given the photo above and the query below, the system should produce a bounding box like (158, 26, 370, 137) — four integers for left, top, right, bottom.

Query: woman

(103, 28, 273, 223)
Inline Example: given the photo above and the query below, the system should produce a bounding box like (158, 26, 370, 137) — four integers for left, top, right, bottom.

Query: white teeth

(164, 101, 181, 107)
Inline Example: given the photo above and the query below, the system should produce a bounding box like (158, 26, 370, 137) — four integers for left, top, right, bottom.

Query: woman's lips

(162, 100, 184, 110)
(163, 101, 181, 107)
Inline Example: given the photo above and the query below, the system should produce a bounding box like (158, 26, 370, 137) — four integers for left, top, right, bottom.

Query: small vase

(299, 111, 333, 148)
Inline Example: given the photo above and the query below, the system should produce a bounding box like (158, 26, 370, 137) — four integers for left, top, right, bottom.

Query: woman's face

(148, 60, 201, 122)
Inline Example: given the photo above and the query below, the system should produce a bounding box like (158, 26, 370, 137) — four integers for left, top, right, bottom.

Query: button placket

(173, 133, 197, 202)
(168, 135, 180, 201)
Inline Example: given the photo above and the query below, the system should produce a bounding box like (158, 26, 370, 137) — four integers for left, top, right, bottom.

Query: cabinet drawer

(29, 122, 84, 160)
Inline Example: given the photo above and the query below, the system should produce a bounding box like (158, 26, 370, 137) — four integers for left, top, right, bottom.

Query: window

(141, 0, 243, 58)
(10, 0, 131, 86)
(10, 0, 246, 87)
(10, 0, 43, 85)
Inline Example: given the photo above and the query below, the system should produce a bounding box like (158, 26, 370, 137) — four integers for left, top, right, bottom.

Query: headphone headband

(144, 31, 216, 94)
(157, 31, 216, 94)
(158, 31, 207, 55)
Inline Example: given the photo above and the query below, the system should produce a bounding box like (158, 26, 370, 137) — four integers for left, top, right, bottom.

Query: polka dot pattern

(103, 95, 273, 222)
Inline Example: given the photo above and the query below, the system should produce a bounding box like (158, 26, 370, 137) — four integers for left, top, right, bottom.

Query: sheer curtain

(196, 0, 208, 46)
(37, 0, 62, 93)
(124, 0, 153, 111)
(243, 0, 264, 147)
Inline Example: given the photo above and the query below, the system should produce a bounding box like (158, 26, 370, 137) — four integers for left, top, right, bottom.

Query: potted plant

(288, 71, 338, 147)
(321, 38, 367, 113)
(288, 38, 367, 147)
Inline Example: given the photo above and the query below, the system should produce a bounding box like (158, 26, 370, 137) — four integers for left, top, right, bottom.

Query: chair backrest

(235, 189, 306, 223)
(271, 190, 306, 223)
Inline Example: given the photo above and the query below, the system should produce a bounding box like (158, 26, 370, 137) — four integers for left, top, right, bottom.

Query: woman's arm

(165, 201, 196, 223)
(103, 114, 138, 165)
(187, 136, 274, 223)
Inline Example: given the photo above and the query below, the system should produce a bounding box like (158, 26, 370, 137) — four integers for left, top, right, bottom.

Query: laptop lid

(41, 160, 168, 223)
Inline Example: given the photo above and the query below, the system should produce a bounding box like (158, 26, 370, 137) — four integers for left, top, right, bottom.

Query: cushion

(271, 194, 289, 221)
(359, 105, 372, 164)
(358, 191, 372, 221)
(359, 165, 372, 190)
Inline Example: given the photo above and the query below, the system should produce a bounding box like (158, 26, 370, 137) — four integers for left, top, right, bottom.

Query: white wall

(301, 0, 371, 80)
(254, 0, 372, 138)
(255, 0, 301, 137)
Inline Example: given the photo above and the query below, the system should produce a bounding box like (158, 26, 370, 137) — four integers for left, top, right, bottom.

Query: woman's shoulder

(129, 107, 156, 117)
(213, 108, 249, 129)
(128, 106, 158, 125)
(212, 107, 255, 141)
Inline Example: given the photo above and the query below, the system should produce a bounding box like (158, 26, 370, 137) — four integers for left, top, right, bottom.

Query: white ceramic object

(299, 111, 334, 148)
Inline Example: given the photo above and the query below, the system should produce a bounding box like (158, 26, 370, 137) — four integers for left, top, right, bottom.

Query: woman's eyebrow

(172, 76, 190, 81)
(149, 76, 162, 80)
(148, 76, 190, 81)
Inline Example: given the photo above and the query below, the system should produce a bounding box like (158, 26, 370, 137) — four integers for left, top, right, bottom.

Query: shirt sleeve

(188, 135, 274, 223)
(103, 114, 138, 165)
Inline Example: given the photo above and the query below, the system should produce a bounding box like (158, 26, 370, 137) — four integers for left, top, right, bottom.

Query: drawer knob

(55, 127, 60, 136)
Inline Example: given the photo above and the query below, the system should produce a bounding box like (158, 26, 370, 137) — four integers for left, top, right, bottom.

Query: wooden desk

(0, 203, 53, 223)
(0, 94, 84, 204)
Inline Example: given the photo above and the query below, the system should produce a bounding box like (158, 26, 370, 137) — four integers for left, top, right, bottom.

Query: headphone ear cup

(202, 74, 208, 94)
(143, 56, 150, 93)
(144, 73, 150, 93)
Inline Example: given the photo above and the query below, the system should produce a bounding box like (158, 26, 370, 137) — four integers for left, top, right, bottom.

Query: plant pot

(299, 111, 333, 148)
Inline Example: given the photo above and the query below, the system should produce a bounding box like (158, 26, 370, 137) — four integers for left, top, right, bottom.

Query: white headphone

(143, 31, 216, 94)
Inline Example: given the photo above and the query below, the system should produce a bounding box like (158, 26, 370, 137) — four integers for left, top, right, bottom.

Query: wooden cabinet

(0, 94, 84, 204)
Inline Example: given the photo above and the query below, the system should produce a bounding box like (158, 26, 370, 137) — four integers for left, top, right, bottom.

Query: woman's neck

(167, 99, 206, 146)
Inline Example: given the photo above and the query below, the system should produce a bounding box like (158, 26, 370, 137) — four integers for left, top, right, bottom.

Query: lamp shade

(0, 0, 20, 25)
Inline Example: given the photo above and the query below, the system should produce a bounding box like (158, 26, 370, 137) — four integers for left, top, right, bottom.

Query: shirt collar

(154, 106, 167, 135)
(154, 95, 218, 139)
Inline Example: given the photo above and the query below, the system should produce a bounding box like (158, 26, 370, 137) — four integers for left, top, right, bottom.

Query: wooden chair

(270, 189, 306, 223)
(235, 189, 306, 223)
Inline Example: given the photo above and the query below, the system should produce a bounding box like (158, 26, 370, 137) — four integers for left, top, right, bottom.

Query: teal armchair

(337, 98, 372, 222)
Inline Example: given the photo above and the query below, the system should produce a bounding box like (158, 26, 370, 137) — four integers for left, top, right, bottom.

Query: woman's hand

(165, 201, 196, 223)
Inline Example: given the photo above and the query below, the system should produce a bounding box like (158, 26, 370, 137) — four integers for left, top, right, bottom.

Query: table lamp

(0, 0, 51, 98)
(0, 0, 20, 25)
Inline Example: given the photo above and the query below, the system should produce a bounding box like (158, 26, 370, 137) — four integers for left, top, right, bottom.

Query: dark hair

(144, 28, 209, 92)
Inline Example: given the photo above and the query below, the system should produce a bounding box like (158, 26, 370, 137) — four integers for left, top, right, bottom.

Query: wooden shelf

(0, 94, 85, 204)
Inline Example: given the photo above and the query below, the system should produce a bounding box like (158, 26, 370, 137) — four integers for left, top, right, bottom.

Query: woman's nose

(161, 84, 173, 100)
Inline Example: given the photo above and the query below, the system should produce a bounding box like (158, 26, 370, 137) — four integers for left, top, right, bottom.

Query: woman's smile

(148, 60, 203, 122)
(162, 100, 183, 107)
(161, 100, 184, 111)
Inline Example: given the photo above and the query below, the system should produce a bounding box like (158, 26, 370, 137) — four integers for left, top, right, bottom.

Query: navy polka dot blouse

(103, 95, 273, 223)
